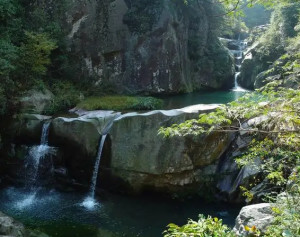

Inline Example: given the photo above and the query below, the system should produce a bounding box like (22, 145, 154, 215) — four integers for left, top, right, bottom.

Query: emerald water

(0, 187, 240, 237)
(161, 90, 248, 109)
(0, 90, 246, 236)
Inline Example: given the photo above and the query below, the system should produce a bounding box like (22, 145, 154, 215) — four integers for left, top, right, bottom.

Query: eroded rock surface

(65, 0, 234, 94)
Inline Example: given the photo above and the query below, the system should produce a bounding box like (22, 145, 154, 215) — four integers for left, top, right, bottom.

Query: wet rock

(233, 203, 273, 235)
(0, 212, 49, 237)
(50, 111, 120, 157)
(10, 114, 52, 144)
(0, 211, 26, 237)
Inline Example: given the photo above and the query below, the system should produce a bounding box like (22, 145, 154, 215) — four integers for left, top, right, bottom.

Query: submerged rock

(233, 203, 273, 235)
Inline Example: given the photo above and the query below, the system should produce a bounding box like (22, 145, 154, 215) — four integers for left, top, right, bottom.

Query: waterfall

(25, 121, 56, 188)
(40, 121, 50, 145)
(90, 134, 107, 198)
(81, 134, 107, 210)
(16, 121, 56, 209)
(232, 35, 248, 92)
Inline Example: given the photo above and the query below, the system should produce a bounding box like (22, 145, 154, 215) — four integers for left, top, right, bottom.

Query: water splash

(81, 134, 107, 210)
(15, 192, 37, 210)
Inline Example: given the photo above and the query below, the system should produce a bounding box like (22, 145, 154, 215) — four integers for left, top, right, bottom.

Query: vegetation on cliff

(160, 1, 300, 235)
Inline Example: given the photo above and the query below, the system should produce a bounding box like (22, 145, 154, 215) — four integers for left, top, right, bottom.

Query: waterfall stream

(17, 121, 56, 209)
(81, 134, 107, 210)
(25, 122, 55, 186)
(232, 37, 248, 92)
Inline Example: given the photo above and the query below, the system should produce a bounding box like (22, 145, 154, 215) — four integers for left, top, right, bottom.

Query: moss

(76, 96, 163, 111)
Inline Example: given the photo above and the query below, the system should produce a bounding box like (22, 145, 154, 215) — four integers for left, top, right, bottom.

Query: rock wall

(65, 0, 234, 94)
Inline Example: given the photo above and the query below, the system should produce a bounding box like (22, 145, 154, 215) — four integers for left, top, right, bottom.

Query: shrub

(163, 215, 235, 237)
(76, 96, 163, 111)
(264, 170, 300, 237)
(46, 81, 80, 114)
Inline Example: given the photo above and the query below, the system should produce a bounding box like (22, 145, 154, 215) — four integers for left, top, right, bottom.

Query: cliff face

(65, 0, 234, 94)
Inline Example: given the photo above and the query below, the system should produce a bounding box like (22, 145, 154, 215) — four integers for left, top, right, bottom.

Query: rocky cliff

(239, 3, 300, 89)
(65, 0, 234, 94)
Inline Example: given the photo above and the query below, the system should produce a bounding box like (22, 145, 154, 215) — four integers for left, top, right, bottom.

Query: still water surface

(0, 187, 241, 237)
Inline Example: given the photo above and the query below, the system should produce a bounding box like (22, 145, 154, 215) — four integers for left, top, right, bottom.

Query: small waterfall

(16, 121, 56, 210)
(81, 134, 107, 210)
(25, 121, 56, 189)
(232, 35, 248, 92)
(40, 122, 50, 145)
(90, 134, 107, 198)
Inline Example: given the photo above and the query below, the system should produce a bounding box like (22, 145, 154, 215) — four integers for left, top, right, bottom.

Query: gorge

(0, 0, 299, 236)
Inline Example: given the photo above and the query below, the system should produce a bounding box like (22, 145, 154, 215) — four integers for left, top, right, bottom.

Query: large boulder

(233, 203, 273, 235)
(105, 104, 234, 195)
(43, 104, 235, 196)
(50, 111, 120, 157)
(63, 0, 234, 94)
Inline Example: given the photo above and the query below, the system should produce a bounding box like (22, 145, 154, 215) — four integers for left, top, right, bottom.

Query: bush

(46, 81, 80, 114)
(163, 215, 235, 237)
(264, 170, 300, 237)
(76, 96, 163, 111)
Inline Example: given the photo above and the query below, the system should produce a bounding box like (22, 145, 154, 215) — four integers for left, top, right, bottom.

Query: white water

(25, 122, 56, 184)
(81, 134, 107, 210)
(232, 36, 249, 92)
(18, 121, 57, 210)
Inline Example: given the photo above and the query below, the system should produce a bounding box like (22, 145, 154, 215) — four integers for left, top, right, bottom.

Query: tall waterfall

(232, 36, 248, 92)
(81, 134, 107, 210)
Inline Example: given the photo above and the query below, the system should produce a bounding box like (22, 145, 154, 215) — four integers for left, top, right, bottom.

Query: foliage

(19, 31, 57, 83)
(160, 84, 300, 200)
(46, 81, 80, 115)
(163, 215, 235, 237)
(77, 96, 163, 111)
(264, 171, 300, 237)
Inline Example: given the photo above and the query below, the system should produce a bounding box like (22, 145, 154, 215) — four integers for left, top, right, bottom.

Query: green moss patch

(76, 96, 163, 111)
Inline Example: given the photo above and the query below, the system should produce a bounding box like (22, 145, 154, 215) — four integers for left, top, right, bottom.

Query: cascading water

(25, 121, 56, 187)
(81, 134, 107, 210)
(17, 121, 57, 209)
(232, 36, 248, 92)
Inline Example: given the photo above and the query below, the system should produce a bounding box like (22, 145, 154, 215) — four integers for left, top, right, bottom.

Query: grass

(76, 96, 163, 111)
